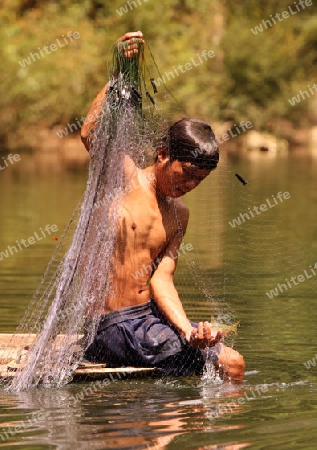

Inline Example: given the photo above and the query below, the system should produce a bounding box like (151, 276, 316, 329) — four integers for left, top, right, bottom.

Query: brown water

(0, 147, 317, 449)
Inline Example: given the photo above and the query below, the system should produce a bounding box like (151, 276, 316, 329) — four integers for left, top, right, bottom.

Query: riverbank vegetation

(1, 0, 317, 149)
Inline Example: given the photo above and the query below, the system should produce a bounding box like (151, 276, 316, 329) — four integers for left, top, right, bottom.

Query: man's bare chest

(116, 195, 178, 254)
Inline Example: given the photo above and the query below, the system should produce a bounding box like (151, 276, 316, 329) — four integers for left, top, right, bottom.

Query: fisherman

(81, 31, 245, 381)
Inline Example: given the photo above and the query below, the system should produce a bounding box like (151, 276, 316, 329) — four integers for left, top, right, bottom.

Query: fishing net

(2, 35, 317, 392)
(3, 37, 168, 391)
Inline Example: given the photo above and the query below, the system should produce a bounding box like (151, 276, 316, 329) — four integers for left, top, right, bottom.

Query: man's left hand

(188, 322, 228, 349)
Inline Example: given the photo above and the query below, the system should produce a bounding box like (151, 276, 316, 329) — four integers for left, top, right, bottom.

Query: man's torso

(102, 167, 183, 313)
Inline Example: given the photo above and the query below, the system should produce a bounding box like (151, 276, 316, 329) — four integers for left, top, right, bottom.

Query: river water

(0, 146, 317, 449)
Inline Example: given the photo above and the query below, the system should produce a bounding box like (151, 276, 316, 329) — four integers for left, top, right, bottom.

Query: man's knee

(218, 343, 245, 381)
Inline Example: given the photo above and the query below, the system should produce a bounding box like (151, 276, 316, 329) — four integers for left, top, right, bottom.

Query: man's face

(161, 159, 211, 198)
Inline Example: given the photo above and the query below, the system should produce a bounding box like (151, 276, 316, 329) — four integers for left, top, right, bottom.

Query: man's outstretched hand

(117, 31, 144, 58)
(149, 292, 245, 380)
(187, 321, 229, 349)
(186, 321, 245, 381)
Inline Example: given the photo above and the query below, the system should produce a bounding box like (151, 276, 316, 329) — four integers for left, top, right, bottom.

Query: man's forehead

(181, 162, 211, 175)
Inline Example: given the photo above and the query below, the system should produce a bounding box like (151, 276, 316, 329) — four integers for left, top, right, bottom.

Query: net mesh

(4, 38, 168, 391)
(2, 37, 317, 391)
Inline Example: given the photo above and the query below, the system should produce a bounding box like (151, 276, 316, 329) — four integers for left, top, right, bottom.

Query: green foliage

(1, 0, 316, 147)
(222, 0, 317, 129)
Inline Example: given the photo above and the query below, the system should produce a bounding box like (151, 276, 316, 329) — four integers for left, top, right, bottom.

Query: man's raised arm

(81, 83, 109, 152)
(81, 31, 144, 152)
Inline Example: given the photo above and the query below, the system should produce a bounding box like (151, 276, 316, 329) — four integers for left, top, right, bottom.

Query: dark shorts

(84, 300, 220, 376)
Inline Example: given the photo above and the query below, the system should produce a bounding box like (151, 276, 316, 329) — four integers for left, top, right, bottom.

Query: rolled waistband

(97, 301, 153, 332)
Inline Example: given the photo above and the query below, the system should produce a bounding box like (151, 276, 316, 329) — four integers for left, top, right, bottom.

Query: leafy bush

(1, 0, 317, 147)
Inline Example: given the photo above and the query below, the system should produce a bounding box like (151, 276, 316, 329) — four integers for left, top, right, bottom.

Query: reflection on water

(0, 378, 251, 449)
(1, 147, 317, 449)
(0, 376, 316, 449)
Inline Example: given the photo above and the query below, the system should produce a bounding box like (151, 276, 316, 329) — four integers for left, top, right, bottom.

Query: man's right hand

(117, 31, 144, 58)
(81, 31, 145, 151)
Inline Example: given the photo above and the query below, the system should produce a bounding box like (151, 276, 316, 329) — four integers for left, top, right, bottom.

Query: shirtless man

(81, 31, 245, 381)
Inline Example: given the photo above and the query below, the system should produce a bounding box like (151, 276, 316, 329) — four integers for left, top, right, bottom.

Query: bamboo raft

(0, 334, 155, 382)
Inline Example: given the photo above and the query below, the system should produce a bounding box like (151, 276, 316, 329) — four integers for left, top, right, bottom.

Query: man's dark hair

(167, 118, 219, 170)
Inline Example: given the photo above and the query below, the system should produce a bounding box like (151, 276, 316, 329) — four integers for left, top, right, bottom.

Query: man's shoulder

(173, 197, 189, 213)
(123, 155, 137, 177)
(172, 198, 189, 226)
